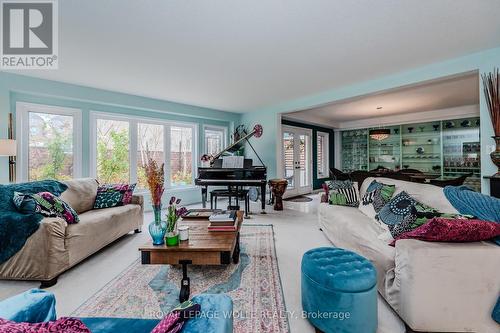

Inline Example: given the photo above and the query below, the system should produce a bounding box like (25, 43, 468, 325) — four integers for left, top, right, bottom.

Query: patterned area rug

(73, 225, 289, 333)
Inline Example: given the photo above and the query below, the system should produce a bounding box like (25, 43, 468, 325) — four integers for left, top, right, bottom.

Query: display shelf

(368, 125, 400, 170)
(341, 129, 368, 172)
(442, 117, 480, 191)
(339, 117, 481, 192)
(401, 121, 441, 174)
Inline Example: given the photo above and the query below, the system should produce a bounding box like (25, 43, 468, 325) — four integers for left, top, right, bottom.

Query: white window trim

(16, 102, 82, 182)
(89, 111, 198, 189)
(317, 131, 330, 179)
(202, 124, 228, 155)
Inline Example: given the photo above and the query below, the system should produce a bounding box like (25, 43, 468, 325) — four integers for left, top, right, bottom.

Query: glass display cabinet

(368, 126, 401, 171)
(401, 121, 442, 175)
(339, 117, 481, 192)
(442, 117, 481, 191)
(341, 129, 368, 172)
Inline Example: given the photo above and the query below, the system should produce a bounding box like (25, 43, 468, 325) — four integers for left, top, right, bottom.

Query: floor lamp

(0, 139, 16, 183)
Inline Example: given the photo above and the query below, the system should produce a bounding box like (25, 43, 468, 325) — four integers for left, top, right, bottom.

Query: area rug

(73, 225, 289, 333)
(284, 195, 313, 202)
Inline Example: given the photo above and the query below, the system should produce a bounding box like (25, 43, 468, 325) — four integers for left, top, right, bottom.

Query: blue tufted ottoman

(301, 247, 377, 333)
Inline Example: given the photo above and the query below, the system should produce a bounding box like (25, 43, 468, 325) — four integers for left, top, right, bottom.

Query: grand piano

(195, 124, 267, 213)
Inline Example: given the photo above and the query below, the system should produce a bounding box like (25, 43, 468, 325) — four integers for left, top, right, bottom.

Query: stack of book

(208, 211, 237, 231)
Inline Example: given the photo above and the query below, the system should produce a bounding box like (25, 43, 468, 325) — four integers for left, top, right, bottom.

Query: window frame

(16, 102, 82, 182)
(203, 124, 227, 155)
(316, 131, 330, 179)
(89, 111, 198, 190)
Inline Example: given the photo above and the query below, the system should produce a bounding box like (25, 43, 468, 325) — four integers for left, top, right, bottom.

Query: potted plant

(143, 155, 166, 245)
(165, 196, 187, 246)
(482, 68, 500, 176)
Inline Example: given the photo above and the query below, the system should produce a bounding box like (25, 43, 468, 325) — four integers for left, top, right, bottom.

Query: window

(96, 118, 130, 183)
(317, 132, 329, 179)
(90, 112, 198, 189)
(16, 103, 82, 182)
(171, 126, 193, 187)
(137, 123, 164, 189)
(204, 126, 226, 155)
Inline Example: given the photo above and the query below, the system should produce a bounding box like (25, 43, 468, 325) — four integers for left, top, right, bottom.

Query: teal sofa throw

(0, 180, 67, 264)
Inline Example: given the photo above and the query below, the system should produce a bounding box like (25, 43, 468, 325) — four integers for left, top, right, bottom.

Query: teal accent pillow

(93, 183, 136, 209)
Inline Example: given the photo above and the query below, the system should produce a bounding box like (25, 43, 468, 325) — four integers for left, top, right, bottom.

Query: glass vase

(491, 136, 500, 176)
(148, 205, 167, 245)
(166, 219, 179, 247)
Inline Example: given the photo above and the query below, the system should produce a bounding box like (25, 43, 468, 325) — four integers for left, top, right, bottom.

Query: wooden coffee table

(139, 211, 243, 302)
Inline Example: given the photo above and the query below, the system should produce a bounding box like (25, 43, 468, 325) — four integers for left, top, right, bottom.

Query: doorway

(282, 125, 313, 197)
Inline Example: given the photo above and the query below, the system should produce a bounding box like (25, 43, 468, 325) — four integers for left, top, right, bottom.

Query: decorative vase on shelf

(491, 136, 500, 177)
(149, 205, 167, 245)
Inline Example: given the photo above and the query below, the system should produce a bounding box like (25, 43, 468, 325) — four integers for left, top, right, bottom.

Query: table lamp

(0, 139, 17, 182)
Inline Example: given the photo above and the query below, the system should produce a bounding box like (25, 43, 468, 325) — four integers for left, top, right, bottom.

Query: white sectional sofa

(318, 177, 500, 332)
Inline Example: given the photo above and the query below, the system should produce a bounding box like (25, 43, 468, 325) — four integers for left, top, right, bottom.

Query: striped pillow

(329, 185, 359, 207)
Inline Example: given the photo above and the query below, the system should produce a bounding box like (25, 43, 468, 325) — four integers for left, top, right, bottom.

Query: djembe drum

(268, 179, 288, 211)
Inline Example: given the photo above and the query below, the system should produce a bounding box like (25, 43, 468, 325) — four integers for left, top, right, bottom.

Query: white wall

(335, 104, 479, 129)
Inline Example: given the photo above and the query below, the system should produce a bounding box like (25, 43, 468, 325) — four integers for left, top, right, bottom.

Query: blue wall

(240, 47, 500, 194)
(0, 72, 241, 204)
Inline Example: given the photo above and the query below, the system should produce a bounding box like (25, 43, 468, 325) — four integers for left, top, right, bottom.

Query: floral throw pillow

(93, 183, 136, 209)
(13, 191, 79, 224)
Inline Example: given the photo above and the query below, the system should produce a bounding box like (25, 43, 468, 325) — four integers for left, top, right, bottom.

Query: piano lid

(209, 124, 265, 167)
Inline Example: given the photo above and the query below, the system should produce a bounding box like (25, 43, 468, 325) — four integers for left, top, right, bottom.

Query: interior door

(282, 125, 312, 197)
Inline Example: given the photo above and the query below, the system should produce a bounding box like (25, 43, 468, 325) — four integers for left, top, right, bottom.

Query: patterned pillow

(326, 179, 355, 190)
(390, 217, 500, 245)
(13, 191, 79, 224)
(328, 181, 359, 207)
(381, 198, 474, 239)
(376, 191, 416, 227)
(362, 180, 395, 207)
(151, 300, 201, 333)
(93, 183, 136, 209)
(0, 317, 90, 333)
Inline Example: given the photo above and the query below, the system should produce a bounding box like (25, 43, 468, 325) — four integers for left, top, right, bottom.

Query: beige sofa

(0, 178, 144, 287)
(318, 177, 500, 333)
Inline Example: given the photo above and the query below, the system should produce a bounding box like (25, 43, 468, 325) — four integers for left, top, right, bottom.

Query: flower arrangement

(166, 196, 187, 233)
(482, 68, 500, 175)
(482, 68, 500, 136)
(143, 156, 165, 207)
(143, 154, 167, 245)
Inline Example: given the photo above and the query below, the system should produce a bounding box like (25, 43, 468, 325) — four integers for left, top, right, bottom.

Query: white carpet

(0, 194, 406, 333)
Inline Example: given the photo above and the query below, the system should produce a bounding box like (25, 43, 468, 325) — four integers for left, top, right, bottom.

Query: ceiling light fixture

(369, 128, 390, 141)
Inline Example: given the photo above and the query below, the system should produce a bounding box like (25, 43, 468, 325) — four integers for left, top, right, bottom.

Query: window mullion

(164, 125, 172, 189)
(129, 120, 138, 184)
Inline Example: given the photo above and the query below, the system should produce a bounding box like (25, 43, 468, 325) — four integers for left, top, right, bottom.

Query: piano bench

(210, 189, 250, 217)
